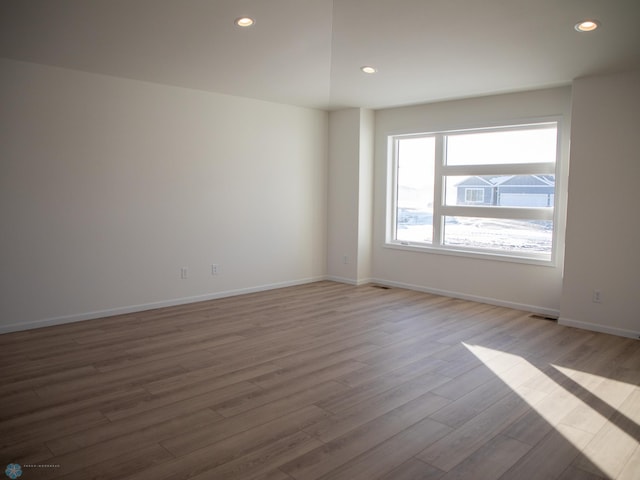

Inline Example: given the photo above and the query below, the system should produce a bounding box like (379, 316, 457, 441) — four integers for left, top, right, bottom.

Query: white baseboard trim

(558, 317, 640, 340)
(369, 277, 560, 318)
(326, 275, 358, 285)
(0, 276, 328, 334)
(16, 276, 634, 341)
(326, 276, 373, 286)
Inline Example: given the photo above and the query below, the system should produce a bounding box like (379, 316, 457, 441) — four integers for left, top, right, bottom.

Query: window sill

(384, 242, 556, 267)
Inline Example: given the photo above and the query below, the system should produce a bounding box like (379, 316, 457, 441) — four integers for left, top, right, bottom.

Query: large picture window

(389, 121, 560, 262)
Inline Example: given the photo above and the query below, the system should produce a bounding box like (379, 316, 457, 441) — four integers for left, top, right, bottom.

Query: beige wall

(560, 70, 640, 338)
(0, 59, 328, 332)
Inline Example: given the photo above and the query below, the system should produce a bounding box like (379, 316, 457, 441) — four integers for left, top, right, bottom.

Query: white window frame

(465, 188, 485, 204)
(386, 120, 562, 265)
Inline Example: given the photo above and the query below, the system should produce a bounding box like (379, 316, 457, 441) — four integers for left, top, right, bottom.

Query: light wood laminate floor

(1, 281, 639, 479)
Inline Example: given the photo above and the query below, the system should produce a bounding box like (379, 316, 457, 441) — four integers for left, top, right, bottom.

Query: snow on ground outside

(397, 218, 552, 255)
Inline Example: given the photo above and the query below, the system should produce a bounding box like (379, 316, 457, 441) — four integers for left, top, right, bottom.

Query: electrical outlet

(343, 255, 349, 265)
(180, 267, 188, 280)
(592, 290, 602, 303)
(211, 264, 219, 275)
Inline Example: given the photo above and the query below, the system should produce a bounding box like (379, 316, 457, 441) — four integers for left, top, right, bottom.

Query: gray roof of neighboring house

(456, 174, 555, 187)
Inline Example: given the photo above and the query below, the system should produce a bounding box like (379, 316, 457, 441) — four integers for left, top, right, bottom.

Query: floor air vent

(529, 313, 558, 321)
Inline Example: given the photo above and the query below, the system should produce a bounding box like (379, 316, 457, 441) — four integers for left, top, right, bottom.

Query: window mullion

(442, 163, 556, 176)
(432, 134, 445, 246)
(441, 205, 554, 220)
(391, 137, 400, 243)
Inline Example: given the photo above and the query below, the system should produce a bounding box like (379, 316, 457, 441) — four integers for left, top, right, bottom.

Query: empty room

(1, 1, 639, 479)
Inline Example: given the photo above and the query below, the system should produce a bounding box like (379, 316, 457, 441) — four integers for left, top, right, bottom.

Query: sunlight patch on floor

(462, 342, 639, 479)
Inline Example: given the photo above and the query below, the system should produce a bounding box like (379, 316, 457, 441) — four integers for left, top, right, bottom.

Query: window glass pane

(396, 136, 435, 243)
(443, 216, 553, 257)
(444, 175, 555, 207)
(446, 126, 557, 166)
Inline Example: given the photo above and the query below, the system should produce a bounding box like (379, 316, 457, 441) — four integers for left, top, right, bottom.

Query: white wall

(0, 59, 328, 332)
(327, 108, 374, 284)
(372, 87, 572, 315)
(357, 109, 375, 282)
(560, 70, 640, 338)
(327, 109, 360, 282)
(3, 57, 636, 339)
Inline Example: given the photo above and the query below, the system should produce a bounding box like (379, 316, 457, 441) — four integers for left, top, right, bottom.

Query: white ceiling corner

(0, 0, 639, 110)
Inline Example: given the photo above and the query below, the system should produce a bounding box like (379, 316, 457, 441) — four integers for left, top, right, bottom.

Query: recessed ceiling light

(574, 20, 600, 32)
(235, 17, 255, 27)
(361, 66, 377, 74)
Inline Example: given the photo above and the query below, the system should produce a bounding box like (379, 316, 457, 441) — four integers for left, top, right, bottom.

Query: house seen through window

(389, 122, 560, 262)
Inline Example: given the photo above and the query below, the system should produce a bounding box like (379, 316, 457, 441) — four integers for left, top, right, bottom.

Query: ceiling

(1, 0, 639, 110)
